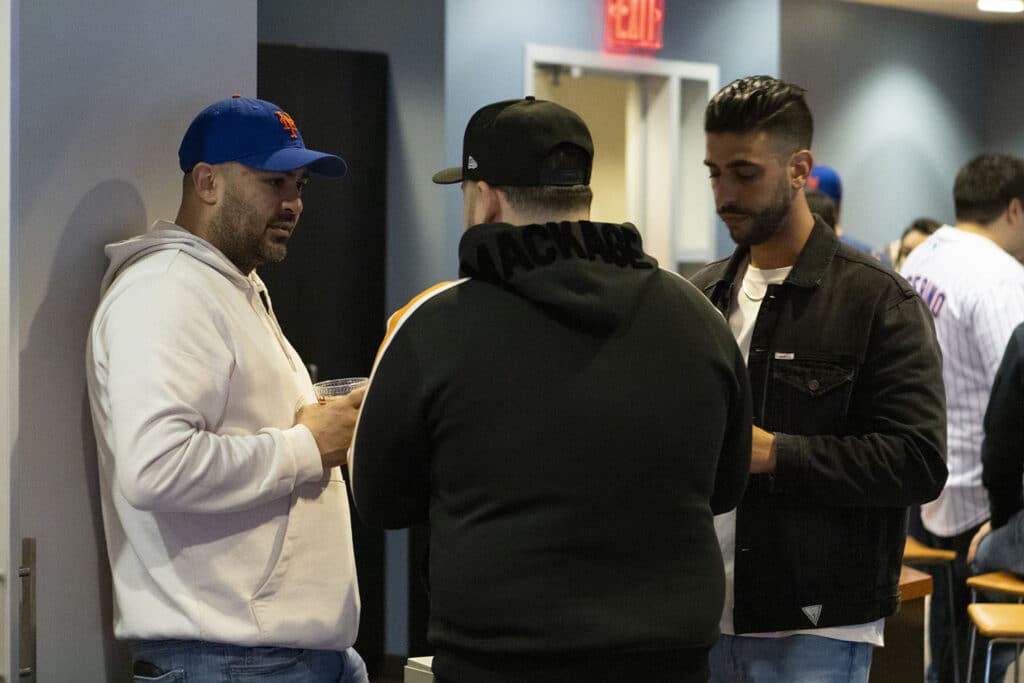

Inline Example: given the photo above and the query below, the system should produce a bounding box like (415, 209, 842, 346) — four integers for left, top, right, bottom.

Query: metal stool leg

(1015, 642, 1020, 683)
(969, 588, 979, 683)
(950, 564, 961, 683)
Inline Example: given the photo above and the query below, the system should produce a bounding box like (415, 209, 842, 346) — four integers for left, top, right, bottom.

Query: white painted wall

(0, 1, 12, 678)
(10, 2, 255, 678)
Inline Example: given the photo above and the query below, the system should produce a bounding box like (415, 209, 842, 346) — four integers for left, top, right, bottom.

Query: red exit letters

(605, 0, 664, 51)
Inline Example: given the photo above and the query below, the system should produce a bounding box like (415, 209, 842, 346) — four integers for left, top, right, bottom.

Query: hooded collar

(100, 219, 256, 294)
(457, 220, 659, 335)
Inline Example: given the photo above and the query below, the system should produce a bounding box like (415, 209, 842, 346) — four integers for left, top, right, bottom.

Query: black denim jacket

(690, 219, 948, 633)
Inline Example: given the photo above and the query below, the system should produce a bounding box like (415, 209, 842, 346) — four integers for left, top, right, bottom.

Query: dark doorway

(258, 43, 388, 673)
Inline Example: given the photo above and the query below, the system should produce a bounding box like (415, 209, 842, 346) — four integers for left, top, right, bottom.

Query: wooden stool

(905, 536, 960, 683)
(967, 572, 1024, 683)
(968, 603, 1024, 682)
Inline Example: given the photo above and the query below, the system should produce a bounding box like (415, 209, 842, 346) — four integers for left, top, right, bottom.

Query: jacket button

(808, 379, 820, 391)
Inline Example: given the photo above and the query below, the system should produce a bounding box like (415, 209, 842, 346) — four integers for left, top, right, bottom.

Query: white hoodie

(85, 220, 359, 649)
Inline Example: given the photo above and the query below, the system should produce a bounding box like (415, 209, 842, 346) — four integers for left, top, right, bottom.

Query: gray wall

(988, 23, 1024, 157)
(258, 0, 447, 656)
(781, 0, 992, 247)
(444, 0, 780, 260)
(13, 1, 255, 678)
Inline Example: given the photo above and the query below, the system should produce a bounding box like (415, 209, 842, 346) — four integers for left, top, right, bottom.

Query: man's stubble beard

(725, 177, 793, 248)
(207, 186, 287, 274)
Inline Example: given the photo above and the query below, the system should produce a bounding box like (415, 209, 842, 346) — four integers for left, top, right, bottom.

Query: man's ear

(189, 162, 220, 205)
(791, 150, 814, 189)
(475, 181, 504, 224)
(1008, 197, 1024, 226)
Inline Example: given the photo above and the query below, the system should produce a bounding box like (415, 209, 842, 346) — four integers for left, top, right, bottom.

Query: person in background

(805, 188, 837, 229)
(890, 217, 941, 271)
(968, 321, 1024, 683)
(970, 321, 1024, 575)
(901, 153, 1024, 682)
(86, 96, 368, 682)
(693, 75, 948, 683)
(350, 96, 752, 683)
(808, 164, 892, 265)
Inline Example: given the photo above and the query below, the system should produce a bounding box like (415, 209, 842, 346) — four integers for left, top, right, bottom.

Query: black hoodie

(351, 221, 752, 681)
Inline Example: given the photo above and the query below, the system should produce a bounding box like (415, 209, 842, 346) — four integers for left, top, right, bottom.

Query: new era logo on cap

(178, 95, 347, 177)
(432, 96, 593, 186)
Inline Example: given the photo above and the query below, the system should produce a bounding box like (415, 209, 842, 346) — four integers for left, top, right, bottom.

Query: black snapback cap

(432, 96, 593, 186)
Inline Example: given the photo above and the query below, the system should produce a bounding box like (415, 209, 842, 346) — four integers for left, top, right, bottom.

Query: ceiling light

(978, 0, 1024, 13)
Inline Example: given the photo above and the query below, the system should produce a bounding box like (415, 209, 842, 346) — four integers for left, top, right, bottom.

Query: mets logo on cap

(274, 111, 299, 140)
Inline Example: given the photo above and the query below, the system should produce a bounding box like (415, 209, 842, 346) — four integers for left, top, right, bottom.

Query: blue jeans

(130, 640, 368, 683)
(977, 511, 1024, 576)
(709, 634, 873, 683)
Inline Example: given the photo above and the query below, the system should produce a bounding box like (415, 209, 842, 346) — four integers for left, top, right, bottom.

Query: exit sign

(605, 0, 665, 50)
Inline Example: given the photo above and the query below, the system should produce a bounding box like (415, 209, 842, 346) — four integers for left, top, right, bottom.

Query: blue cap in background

(808, 165, 842, 205)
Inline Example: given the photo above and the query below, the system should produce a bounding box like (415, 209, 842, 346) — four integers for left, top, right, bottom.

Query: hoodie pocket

(250, 470, 361, 649)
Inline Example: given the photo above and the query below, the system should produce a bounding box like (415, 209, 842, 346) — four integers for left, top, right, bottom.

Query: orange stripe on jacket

(373, 280, 462, 367)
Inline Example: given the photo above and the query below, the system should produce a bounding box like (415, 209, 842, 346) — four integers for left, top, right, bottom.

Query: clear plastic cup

(313, 377, 368, 404)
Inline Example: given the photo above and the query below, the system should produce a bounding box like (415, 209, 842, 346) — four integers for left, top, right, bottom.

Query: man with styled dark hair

(350, 96, 753, 683)
(901, 153, 1024, 682)
(691, 75, 948, 682)
(704, 75, 813, 150)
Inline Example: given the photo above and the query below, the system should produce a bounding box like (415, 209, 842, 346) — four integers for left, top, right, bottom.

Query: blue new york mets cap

(807, 165, 842, 205)
(178, 95, 347, 177)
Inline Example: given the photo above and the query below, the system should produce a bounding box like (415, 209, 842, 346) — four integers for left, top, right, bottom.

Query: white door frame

(524, 44, 718, 269)
(0, 1, 15, 680)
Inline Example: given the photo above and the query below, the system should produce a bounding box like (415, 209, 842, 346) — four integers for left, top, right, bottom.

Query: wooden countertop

(899, 564, 933, 602)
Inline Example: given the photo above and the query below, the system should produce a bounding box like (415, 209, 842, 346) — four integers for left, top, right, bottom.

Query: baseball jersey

(900, 226, 1024, 537)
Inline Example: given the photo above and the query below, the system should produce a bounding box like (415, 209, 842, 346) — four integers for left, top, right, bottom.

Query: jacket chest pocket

(764, 354, 856, 433)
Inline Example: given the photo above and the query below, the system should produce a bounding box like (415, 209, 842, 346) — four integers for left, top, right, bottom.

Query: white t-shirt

(716, 261, 885, 646)
(901, 227, 1024, 537)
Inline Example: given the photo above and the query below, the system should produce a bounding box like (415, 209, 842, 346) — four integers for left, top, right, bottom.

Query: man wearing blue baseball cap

(86, 96, 368, 682)
(808, 165, 891, 266)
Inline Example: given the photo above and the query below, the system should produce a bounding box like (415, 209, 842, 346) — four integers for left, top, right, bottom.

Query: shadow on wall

(17, 179, 145, 680)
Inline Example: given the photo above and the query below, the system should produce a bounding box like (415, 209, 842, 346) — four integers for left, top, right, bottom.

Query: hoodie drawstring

(252, 278, 298, 372)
